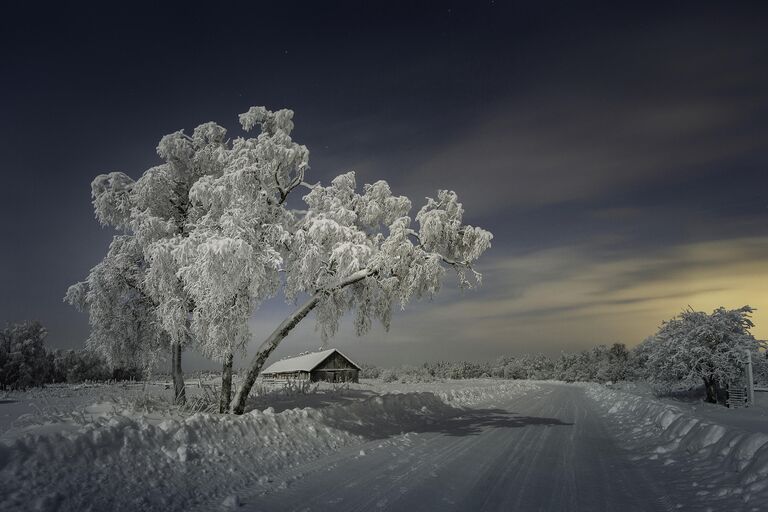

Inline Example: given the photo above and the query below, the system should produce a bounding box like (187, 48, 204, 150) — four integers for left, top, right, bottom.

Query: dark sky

(2, 1, 767, 367)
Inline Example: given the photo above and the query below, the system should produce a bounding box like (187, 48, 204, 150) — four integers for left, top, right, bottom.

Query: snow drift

(584, 384, 768, 506)
(0, 381, 537, 512)
(1, 403, 357, 511)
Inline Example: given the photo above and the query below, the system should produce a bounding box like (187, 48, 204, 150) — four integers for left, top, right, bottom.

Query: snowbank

(370, 379, 542, 408)
(436, 380, 541, 407)
(584, 384, 768, 506)
(0, 380, 533, 512)
(0, 404, 356, 511)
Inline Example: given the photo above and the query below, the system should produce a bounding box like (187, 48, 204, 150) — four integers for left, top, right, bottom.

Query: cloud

(383, 12, 768, 218)
(233, 236, 768, 369)
(371, 236, 768, 360)
(402, 95, 765, 217)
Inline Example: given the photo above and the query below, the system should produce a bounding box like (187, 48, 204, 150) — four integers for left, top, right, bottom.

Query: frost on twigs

(239, 106, 295, 136)
(91, 172, 134, 229)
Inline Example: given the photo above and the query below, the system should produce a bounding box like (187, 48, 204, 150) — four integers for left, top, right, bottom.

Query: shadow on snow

(244, 388, 381, 414)
(318, 392, 573, 439)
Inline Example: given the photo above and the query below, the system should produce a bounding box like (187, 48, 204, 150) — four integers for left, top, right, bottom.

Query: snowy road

(238, 383, 679, 512)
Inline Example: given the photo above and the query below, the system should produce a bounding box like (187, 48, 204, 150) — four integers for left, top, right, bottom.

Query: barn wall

(263, 371, 310, 381)
(311, 352, 359, 383)
(310, 370, 358, 383)
(314, 352, 359, 371)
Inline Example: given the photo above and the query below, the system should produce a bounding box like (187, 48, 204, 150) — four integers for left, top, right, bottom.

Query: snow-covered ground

(0, 379, 537, 511)
(0, 382, 181, 435)
(583, 383, 768, 511)
(1, 379, 766, 511)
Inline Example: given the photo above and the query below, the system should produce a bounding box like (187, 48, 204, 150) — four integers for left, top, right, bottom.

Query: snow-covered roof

(262, 348, 361, 374)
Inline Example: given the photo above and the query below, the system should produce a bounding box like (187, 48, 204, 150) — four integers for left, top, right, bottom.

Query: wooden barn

(261, 348, 361, 383)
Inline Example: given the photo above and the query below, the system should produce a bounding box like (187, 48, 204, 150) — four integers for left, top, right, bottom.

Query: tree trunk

(231, 295, 321, 414)
(231, 269, 372, 414)
(219, 352, 234, 414)
(703, 377, 718, 404)
(171, 341, 186, 405)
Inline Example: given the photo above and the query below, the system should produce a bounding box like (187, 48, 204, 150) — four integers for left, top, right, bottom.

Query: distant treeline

(360, 343, 635, 384)
(364, 345, 768, 388)
(0, 321, 143, 391)
(362, 306, 768, 405)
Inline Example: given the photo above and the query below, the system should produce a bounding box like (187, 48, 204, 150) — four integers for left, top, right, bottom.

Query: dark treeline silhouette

(0, 321, 143, 391)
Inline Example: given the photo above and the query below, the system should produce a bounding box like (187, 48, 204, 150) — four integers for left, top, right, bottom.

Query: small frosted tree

(646, 306, 764, 403)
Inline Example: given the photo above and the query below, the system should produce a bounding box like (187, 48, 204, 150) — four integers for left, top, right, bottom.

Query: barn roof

(262, 348, 361, 374)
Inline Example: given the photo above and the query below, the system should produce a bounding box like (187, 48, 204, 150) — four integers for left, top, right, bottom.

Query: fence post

(746, 349, 755, 406)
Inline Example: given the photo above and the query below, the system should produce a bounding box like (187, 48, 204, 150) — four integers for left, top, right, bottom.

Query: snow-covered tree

(69, 106, 492, 413)
(174, 109, 302, 411)
(645, 306, 764, 403)
(0, 321, 49, 390)
(67, 179, 185, 402)
(627, 336, 660, 381)
(555, 351, 594, 382)
(70, 120, 237, 404)
(593, 343, 630, 383)
(132, 124, 235, 405)
(495, 353, 554, 380)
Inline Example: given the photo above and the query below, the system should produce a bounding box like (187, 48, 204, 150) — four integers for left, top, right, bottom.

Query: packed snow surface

(1, 380, 767, 511)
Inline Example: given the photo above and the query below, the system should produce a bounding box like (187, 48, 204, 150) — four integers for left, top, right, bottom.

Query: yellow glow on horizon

(395, 236, 768, 353)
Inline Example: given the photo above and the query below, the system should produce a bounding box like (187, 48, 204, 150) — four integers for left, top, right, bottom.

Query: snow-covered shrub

(283, 379, 319, 395)
(493, 353, 555, 380)
(359, 364, 380, 379)
(445, 361, 490, 379)
(549, 344, 631, 383)
(396, 365, 439, 383)
(180, 384, 221, 414)
(643, 306, 764, 404)
(380, 368, 399, 383)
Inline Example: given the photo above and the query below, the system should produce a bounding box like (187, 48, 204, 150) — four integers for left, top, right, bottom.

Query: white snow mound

(0, 382, 536, 512)
(583, 384, 768, 505)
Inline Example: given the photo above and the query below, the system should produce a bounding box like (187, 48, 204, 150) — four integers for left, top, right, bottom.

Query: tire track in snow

(236, 383, 679, 512)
